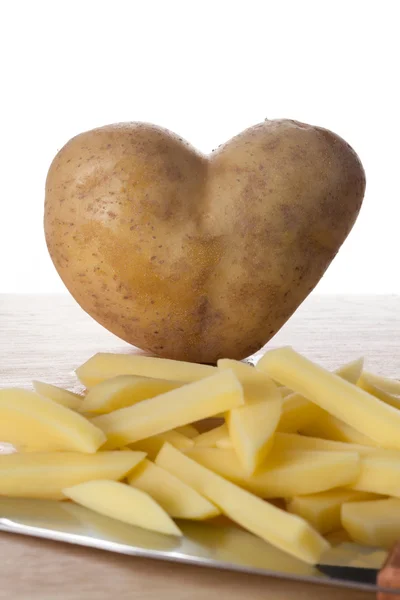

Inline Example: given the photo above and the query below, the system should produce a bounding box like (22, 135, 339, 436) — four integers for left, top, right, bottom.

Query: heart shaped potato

(45, 120, 365, 363)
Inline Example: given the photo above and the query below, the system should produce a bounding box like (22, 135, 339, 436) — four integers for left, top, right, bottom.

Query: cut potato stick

(0, 389, 106, 453)
(129, 430, 194, 459)
(258, 348, 400, 450)
(156, 443, 330, 564)
(301, 412, 378, 447)
(0, 451, 145, 499)
(287, 489, 380, 534)
(280, 387, 294, 398)
(175, 424, 198, 438)
(76, 353, 216, 387)
(217, 359, 280, 402)
(219, 360, 282, 474)
(278, 396, 322, 434)
(216, 436, 233, 449)
(277, 357, 364, 433)
(362, 371, 400, 396)
(349, 450, 400, 496)
(358, 373, 400, 411)
(272, 432, 374, 455)
(194, 424, 228, 447)
(128, 459, 220, 520)
(80, 375, 183, 414)
(32, 381, 83, 410)
(227, 396, 282, 475)
(341, 498, 400, 548)
(92, 370, 243, 449)
(185, 447, 360, 497)
(63, 480, 182, 536)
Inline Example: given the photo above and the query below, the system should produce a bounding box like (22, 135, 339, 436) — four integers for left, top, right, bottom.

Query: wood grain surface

(2, 293, 400, 599)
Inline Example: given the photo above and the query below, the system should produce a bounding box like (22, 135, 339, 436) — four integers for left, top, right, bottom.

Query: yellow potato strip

(186, 447, 360, 497)
(76, 353, 216, 387)
(92, 370, 243, 449)
(156, 443, 330, 564)
(258, 348, 400, 450)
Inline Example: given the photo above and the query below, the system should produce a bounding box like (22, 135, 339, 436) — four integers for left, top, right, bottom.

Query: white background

(0, 0, 398, 294)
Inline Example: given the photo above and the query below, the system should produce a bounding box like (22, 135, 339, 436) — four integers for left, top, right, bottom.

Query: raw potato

(129, 430, 194, 459)
(341, 498, 400, 548)
(175, 424, 198, 438)
(45, 120, 365, 363)
(278, 396, 322, 434)
(80, 374, 183, 414)
(218, 431, 375, 454)
(302, 412, 378, 447)
(258, 348, 400, 450)
(227, 396, 282, 475)
(194, 424, 228, 447)
(349, 450, 400, 496)
(358, 373, 400, 411)
(277, 357, 364, 433)
(92, 370, 243, 449)
(156, 443, 330, 564)
(33, 381, 82, 410)
(63, 480, 182, 536)
(76, 353, 216, 387)
(217, 359, 280, 402)
(0, 389, 105, 453)
(185, 447, 360, 497)
(362, 371, 400, 396)
(272, 432, 374, 455)
(287, 490, 380, 534)
(218, 359, 282, 474)
(127, 459, 220, 520)
(0, 451, 145, 499)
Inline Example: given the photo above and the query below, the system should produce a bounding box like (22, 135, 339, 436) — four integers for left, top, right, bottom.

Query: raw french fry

(80, 375, 183, 414)
(341, 498, 400, 549)
(32, 381, 83, 410)
(280, 387, 294, 398)
(127, 459, 220, 520)
(156, 443, 330, 564)
(277, 358, 364, 433)
(278, 395, 322, 434)
(216, 436, 233, 449)
(301, 412, 378, 447)
(358, 373, 400, 411)
(194, 424, 228, 447)
(272, 432, 374, 455)
(0, 451, 145, 499)
(76, 353, 216, 387)
(349, 450, 400, 496)
(218, 432, 376, 453)
(217, 359, 280, 402)
(0, 389, 106, 453)
(258, 348, 400, 450)
(92, 370, 244, 449)
(185, 447, 360, 497)
(175, 424, 198, 438)
(227, 396, 282, 475)
(63, 480, 182, 536)
(219, 359, 282, 474)
(129, 430, 194, 459)
(287, 490, 380, 534)
(362, 371, 400, 396)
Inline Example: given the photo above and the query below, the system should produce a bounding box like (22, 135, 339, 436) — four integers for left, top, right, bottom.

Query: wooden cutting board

(2, 293, 399, 599)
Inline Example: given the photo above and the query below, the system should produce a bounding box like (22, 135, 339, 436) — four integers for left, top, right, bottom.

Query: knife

(1, 497, 399, 597)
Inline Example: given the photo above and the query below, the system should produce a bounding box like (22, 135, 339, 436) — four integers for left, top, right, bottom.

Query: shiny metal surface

(0, 497, 397, 594)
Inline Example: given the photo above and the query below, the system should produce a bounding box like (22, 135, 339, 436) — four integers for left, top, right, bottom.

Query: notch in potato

(45, 119, 365, 363)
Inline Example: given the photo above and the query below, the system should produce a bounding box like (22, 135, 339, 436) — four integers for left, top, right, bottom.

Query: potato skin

(45, 120, 365, 363)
